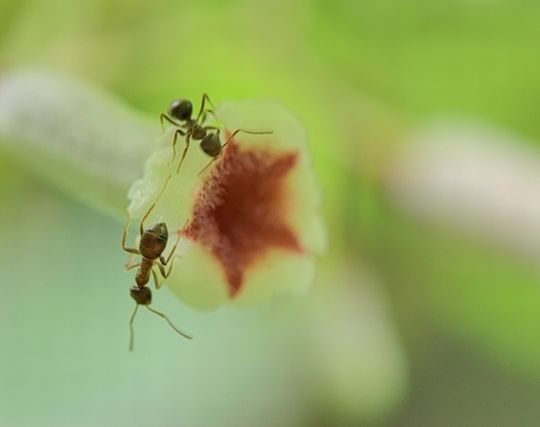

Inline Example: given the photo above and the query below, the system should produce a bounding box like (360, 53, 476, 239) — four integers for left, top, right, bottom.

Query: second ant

(160, 93, 272, 174)
(121, 175, 192, 351)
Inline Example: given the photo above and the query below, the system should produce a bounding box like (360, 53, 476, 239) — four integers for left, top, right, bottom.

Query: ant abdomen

(201, 133, 221, 158)
(130, 286, 152, 305)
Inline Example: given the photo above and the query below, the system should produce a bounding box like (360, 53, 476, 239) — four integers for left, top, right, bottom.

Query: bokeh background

(1, 0, 540, 426)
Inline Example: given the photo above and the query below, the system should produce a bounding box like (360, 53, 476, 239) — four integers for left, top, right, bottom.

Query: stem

(0, 70, 158, 218)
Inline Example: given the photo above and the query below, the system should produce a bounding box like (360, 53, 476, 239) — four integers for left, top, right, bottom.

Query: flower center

(183, 140, 302, 296)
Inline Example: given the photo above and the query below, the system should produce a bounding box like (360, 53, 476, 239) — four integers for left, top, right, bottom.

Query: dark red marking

(183, 140, 303, 297)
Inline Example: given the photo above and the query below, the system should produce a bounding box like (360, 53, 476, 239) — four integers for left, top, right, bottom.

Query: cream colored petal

(128, 99, 326, 309)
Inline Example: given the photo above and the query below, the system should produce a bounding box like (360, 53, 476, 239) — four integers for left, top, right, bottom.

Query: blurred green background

(1, 0, 540, 426)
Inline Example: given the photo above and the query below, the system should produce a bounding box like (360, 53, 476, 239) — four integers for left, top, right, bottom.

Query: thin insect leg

(200, 109, 219, 125)
(156, 262, 167, 279)
(160, 113, 181, 132)
(139, 174, 172, 235)
(121, 214, 140, 255)
(152, 268, 161, 289)
(124, 252, 137, 268)
(198, 157, 219, 176)
(222, 128, 274, 150)
(146, 305, 193, 340)
(158, 222, 188, 276)
(200, 111, 209, 124)
(128, 303, 139, 352)
(170, 128, 186, 163)
(238, 128, 274, 135)
(198, 128, 220, 176)
(156, 255, 176, 281)
(175, 134, 191, 174)
(202, 93, 216, 110)
(155, 248, 177, 287)
(160, 232, 181, 266)
(196, 93, 216, 122)
(125, 262, 141, 272)
(202, 125, 220, 131)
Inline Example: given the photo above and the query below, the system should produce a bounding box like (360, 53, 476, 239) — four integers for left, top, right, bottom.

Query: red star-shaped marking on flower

(183, 140, 303, 296)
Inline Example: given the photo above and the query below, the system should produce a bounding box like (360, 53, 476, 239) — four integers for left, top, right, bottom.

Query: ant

(160, 93, 273, 174)
(121, 175, 192, 351)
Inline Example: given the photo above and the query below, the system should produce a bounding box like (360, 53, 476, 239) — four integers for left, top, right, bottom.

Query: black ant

(121, 175, 192, 351)
(160, 93, 273, 174)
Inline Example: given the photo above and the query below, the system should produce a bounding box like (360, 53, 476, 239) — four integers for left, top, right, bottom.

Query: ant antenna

(146, 305, 193, 340)
(128, 303, 139, 352)
(128, 304, 192, 352)
(139, 174, 173, 235)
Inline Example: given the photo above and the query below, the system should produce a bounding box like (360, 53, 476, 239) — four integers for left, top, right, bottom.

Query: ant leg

(156, 238, 182, 286)
(155, 235, 182, 288)
(175, 134, 191, 174)
(198, 129, 221, 176)
(152, 261, 175, 289)
(200, 109, 220, 125)
(160, 233, 181, 266)
(121, 214, 140, 255)
(160, 113, 181, 132)
(222, 128, 274, 150)
(146, 305, 193, 340)
(157, 245, 179, 277)
(139, 174, 172, 235)
(125, 262, 140, 272)
(152, 269, 162, 289)
(198, 156, 219, 176)
(196, 93, 216, 122)
(128, 303, 139, 352)
(200, 110, 209, 123)
(170, 129, 186, 163)
(124, 251, 140, 269)
(156, 262, 173, 285)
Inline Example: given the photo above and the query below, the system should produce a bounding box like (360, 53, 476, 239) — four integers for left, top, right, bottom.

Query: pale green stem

(0, 70, 159, 218)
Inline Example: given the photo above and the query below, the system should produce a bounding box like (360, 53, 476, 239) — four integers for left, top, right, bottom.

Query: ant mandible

(121, 175, 192, 351)
(160, 93, 273, 174)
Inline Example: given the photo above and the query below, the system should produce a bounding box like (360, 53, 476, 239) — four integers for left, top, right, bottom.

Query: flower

(128, 99, 326, 309)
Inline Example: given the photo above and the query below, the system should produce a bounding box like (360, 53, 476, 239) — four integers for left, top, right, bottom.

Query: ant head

(201, 133, 222, 158)
(128, 289, 192, 351)
(130, 286, 152, 305)
(168, 99, 193, 121)
(140, 222, 168, 259)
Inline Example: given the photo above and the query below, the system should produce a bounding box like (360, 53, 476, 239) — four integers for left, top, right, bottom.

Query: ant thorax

(190, 122, 207, 140)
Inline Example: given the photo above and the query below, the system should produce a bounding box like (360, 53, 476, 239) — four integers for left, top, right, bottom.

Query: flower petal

(128, 99, 326, 309)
